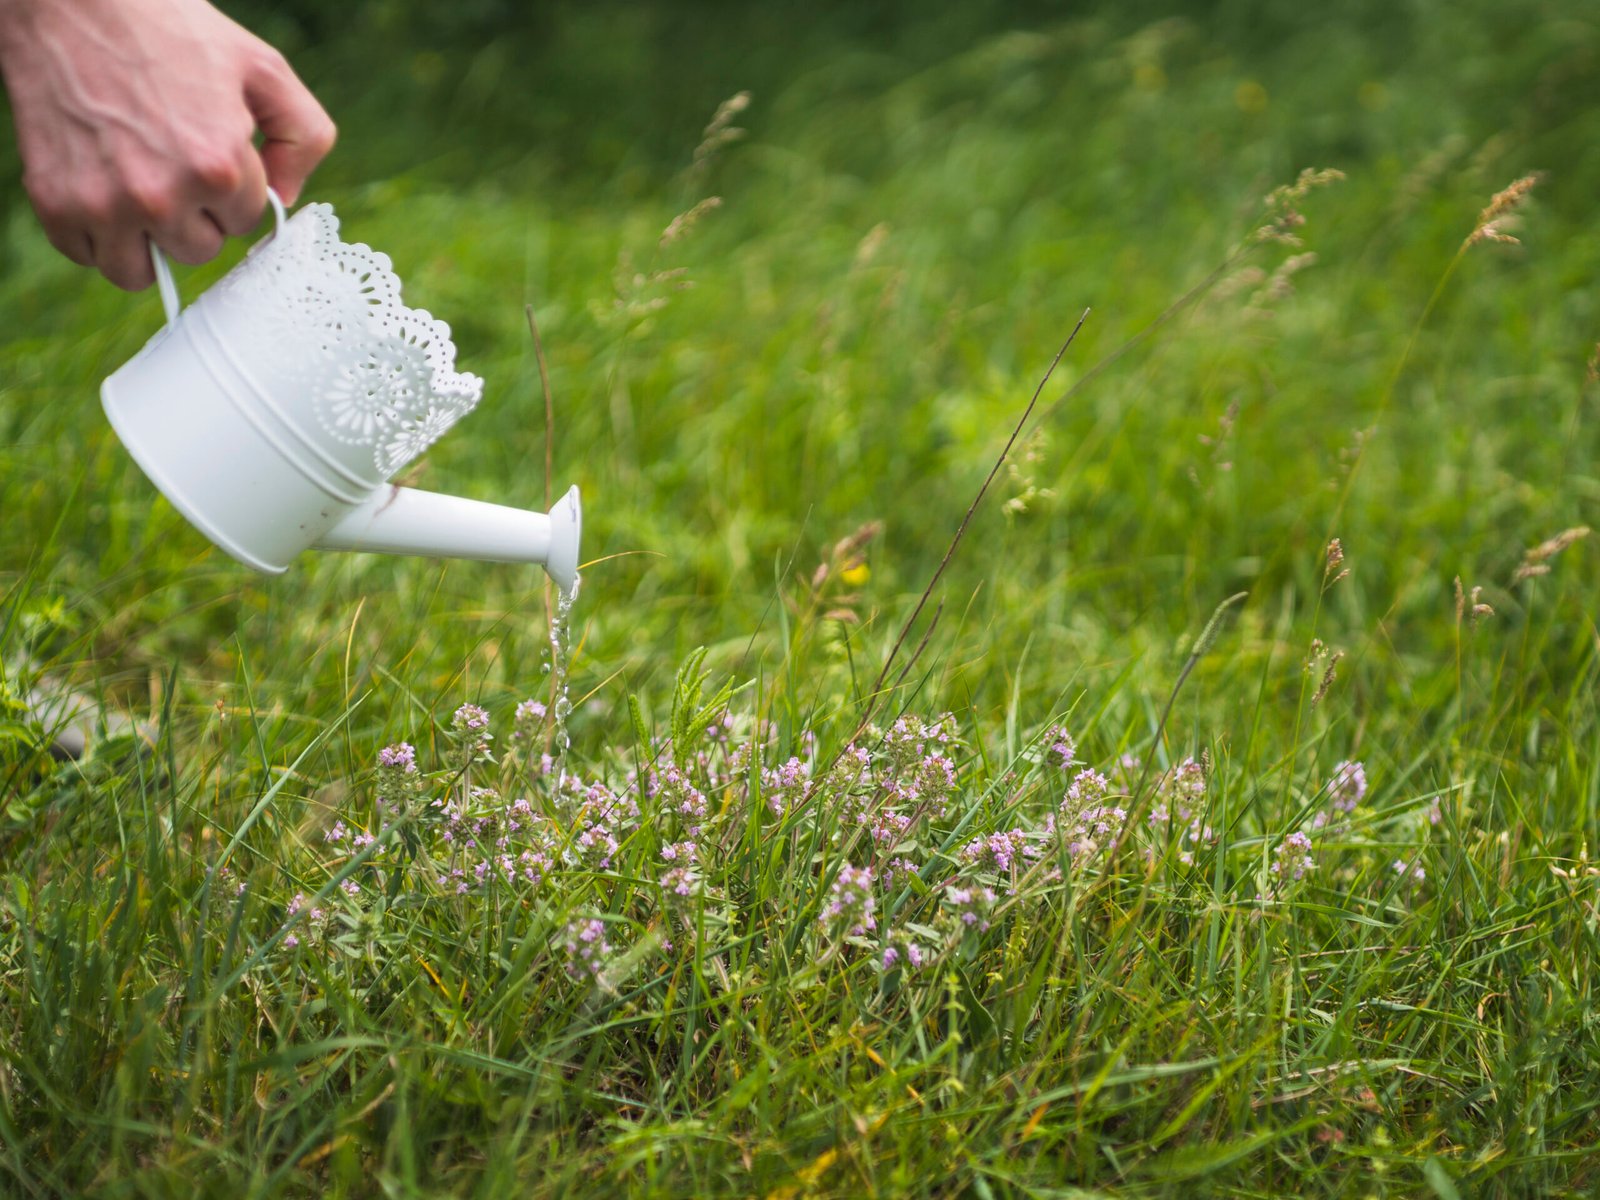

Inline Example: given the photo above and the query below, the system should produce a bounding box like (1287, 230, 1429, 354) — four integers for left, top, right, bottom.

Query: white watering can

(100, 190, 581, 593)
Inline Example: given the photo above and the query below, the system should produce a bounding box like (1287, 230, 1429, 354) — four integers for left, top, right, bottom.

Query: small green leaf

(1423, 1157, 1462, 1200)
(629, 693, 652, 752)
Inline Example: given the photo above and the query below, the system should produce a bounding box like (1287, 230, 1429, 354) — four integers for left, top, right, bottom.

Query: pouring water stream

(544, 574, 581, 785)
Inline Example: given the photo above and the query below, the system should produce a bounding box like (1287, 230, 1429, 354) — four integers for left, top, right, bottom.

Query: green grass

(4, 1, 1600, 1195)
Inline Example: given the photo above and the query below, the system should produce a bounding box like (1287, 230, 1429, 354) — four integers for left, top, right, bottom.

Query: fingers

(244, 49, 336, 206)
(93, 228, 156, 292)
(52, 147, 266, 289)
(29, 182, 150, 290)
(93, 170, 230, 288)
(208, 150, 270, 237)
(151, 210, 226, 266)
(36, 216, 94, 269)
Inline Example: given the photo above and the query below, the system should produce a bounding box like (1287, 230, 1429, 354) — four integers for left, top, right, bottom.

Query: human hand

(0, 0, 335, 290)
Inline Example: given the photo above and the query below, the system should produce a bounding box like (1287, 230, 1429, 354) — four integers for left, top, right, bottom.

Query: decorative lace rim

(290, 203, 485, 406)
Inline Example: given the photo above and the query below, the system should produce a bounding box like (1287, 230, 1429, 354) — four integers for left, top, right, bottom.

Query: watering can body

(100, 192, 580, 592)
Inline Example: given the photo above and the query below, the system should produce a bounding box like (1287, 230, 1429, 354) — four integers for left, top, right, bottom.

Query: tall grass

(3, 3, 1600, 1195)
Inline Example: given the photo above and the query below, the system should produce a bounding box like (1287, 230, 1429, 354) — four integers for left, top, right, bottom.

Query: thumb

(243, 51, 337, 205)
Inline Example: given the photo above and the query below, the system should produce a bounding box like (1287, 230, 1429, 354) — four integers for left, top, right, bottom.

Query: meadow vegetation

(3, 1, 1600, 1195)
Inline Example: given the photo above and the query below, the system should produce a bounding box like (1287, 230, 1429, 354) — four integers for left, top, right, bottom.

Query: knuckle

(190, 149, 243, 194)
(125, 175, 179, 224)
(74, 187, 119, 230)
(308, 114, 337, 157)
(253, 45, 291, 77)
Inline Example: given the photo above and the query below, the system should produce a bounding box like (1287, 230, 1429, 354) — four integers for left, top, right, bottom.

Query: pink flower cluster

(1329, 760, 1367, 811)
(377, 742, 417, 771)
(649, 761, 708, 826)
(944, 883, 995, 932)
(959, 828, 1038, 873)
(820, 864, 877, 936)
(1042, 724, 1076, 770)
(1271, 831, 1315, 881)
(282, 891, 327, 949)
(562, 918, 614, 982)
(761, 755, 810, 815)
(881, 931, 926, 972)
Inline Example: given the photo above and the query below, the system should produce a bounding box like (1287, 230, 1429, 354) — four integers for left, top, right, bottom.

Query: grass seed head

(1512, 527, 1589, 582)
(1468, 173, 1542, 246)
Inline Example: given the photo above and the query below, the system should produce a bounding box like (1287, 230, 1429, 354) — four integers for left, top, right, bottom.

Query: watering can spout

(315, 484, 582, 593)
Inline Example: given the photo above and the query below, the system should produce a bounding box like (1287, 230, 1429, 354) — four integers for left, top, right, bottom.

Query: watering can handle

(148, 188, 288, 326)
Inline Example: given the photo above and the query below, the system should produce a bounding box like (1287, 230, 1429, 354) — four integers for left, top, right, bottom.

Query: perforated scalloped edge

(294, 203, 485, 410)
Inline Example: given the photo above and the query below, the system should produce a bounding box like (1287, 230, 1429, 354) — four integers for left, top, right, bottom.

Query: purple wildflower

(378, 742, 417, 772)
(830, 744, 873, 788)
(562, 917, 614, 982)
(819, 864, 877, 936)
(512, 699, 548, 745)
(761, 756, 810, 815)
(661, 866, 696, 898)
(959, 828, 1038, 873)
(1271, 831, 1315, 881)
(575, 822, 619, 870)
(1057, 786, 1128, 858)
(1392, 858, 1425, 884)
(1042, 725, 1076, 770)
(1065, 768, 1109, 807)
(648, 762, 708, 824)
(912, 751, 959, 816)
(880, 934, 926, 973)
(1170, 757, 1207, 802)
(520, 849, 551, 886)
(375, 741, 423, 807)
(880, 856, 919, 889)
(944, 883, 995, 932)
(1329, 761, 1367, 812)
(452, 704, 490, 732)
(870, 810, 913, 847)
(448, 704, 494, 764)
